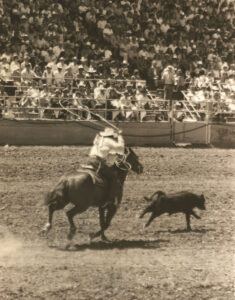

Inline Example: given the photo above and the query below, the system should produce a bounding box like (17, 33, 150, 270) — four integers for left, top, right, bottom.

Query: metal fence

(0, 79, 234, 123)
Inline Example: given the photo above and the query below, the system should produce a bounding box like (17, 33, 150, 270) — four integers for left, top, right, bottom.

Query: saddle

(78, 165, 105, 187)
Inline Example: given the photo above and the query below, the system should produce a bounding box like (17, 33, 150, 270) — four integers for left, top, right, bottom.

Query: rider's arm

(117, 135, 125, 151)
(106, 135, 125, 155)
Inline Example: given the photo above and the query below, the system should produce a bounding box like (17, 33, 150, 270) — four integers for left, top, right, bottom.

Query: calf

(140, 191, 206, 231)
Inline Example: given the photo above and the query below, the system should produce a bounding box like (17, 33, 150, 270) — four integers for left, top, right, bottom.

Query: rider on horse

(88, 127, 125, 207)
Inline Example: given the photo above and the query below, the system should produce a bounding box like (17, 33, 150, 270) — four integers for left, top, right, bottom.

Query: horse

(42, 147, 143, 243)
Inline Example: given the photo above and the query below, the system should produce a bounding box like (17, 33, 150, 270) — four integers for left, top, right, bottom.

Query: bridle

(114, 148, 132, 171)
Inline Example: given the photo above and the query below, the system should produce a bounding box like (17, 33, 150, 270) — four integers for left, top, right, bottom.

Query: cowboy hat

(100, 127, 117, 137)
(77, 81, 86, 88)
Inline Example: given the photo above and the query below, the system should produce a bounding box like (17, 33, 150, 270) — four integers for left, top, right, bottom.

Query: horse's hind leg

(42, 205, 54, 233)
(42, 202, 66, 234)
(66, 206, 87, 241)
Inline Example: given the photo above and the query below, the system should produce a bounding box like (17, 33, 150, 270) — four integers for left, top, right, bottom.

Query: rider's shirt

(89, 134, 125, 165)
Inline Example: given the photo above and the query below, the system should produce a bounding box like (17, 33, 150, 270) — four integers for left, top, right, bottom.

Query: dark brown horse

(42, 147, 143, 243)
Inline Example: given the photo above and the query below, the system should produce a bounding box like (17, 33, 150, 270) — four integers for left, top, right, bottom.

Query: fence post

(205, 100, 213, 145)
(170, 100, 175, 143)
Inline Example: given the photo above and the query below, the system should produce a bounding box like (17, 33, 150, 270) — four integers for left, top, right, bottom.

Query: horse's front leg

(89, 206, 107, 241)
(99, 206, 109, 241)
(102, 203, 117, 237)
(90, 204, 118, 241)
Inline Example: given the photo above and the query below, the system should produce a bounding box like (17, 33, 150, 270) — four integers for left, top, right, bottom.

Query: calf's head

(197, 194, 206, 210)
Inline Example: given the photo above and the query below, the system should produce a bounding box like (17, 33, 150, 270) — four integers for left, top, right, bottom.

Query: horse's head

(115, 147, 143, 174)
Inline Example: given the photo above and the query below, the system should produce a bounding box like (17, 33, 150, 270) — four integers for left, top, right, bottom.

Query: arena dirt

(0, 146, 234, 299)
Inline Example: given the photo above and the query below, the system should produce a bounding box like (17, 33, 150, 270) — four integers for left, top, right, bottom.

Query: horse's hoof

(39, 224, 51, 237)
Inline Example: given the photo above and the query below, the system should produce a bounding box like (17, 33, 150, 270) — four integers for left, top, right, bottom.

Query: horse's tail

(44, 178, 68, 206)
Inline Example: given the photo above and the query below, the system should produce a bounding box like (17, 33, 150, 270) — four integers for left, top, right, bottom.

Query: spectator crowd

(0, 0, 234, 121)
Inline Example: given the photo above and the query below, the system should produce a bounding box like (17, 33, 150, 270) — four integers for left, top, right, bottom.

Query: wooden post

(205, 100, 213, 145)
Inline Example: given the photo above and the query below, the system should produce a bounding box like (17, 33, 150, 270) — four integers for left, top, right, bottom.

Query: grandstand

(0, 0, 234, 123)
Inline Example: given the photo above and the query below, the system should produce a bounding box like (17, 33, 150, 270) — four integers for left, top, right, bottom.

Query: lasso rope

(59, 100, 119, 131)
(114, 149, 132, 171)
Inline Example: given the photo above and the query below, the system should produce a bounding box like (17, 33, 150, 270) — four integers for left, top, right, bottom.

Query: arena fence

(0, 82, 229, 122)
(0, 79, 235, 147)
(1, 78, 234, 123)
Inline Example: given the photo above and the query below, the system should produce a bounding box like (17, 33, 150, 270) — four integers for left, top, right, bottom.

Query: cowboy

(88, 127, 125, 207)
(162, 65, 175, 101)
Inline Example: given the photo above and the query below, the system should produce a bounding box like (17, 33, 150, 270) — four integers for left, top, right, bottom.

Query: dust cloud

(0, 225, 23, 266)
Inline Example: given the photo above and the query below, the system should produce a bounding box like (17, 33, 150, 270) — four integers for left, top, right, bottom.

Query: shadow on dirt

(51, 239, 169, 251)
(169, 228, 215, 234)
(74, 239, 169, 251)
(150, 228, 215, 234)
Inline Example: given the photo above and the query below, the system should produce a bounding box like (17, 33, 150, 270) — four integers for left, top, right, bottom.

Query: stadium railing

(0, 79, 234, 123)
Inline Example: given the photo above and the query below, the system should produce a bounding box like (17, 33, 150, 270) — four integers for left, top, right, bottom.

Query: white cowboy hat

(100, 127, 116, 137)
(77, 81, 86, 88)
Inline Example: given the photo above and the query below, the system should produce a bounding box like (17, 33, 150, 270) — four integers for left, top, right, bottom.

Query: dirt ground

(0, 146, 234, 300)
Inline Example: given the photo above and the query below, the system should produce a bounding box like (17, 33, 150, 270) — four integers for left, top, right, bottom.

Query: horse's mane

(126, 147, 138, 159)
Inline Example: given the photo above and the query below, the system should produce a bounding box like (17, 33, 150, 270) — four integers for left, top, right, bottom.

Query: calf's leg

(145, 212, 158, 227)
(191, 210, 200, 219)
(140, 205, 153, 218)
(185, 212, 192, 231)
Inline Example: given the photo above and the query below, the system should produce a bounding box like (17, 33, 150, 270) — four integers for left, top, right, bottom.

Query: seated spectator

(42, 64, 54, 85)
(50, 89, 62, 119)
(76, 65, 86, 80)
(20, 80, 40, 109)
(9, 54, 21, 74)
(76, 81, 94, 119)
(21, 63, 38, 84)
(11, 66, 21, 86)
(64, 65, 74, 85)
(111, 91, 128, 121)
(68, 56, 79, 78)
(39, 84, 51, 108)
(72, 85, 90, 120)
(94, 82, 107, 108)
(21, 56, 32, 70)
(53, 64, 65, 86)
(0, 64, 11, 82)
(94, 80, 104, 99)
(0, 55, 9, 70)
(80, 56, 89, 72)
(57, 57, 67, 73)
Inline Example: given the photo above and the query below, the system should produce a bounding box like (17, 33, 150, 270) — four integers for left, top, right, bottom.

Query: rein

(114, 149, 131, 171)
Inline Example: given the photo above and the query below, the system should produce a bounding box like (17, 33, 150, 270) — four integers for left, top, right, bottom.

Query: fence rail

(1, 80, 234, 123)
